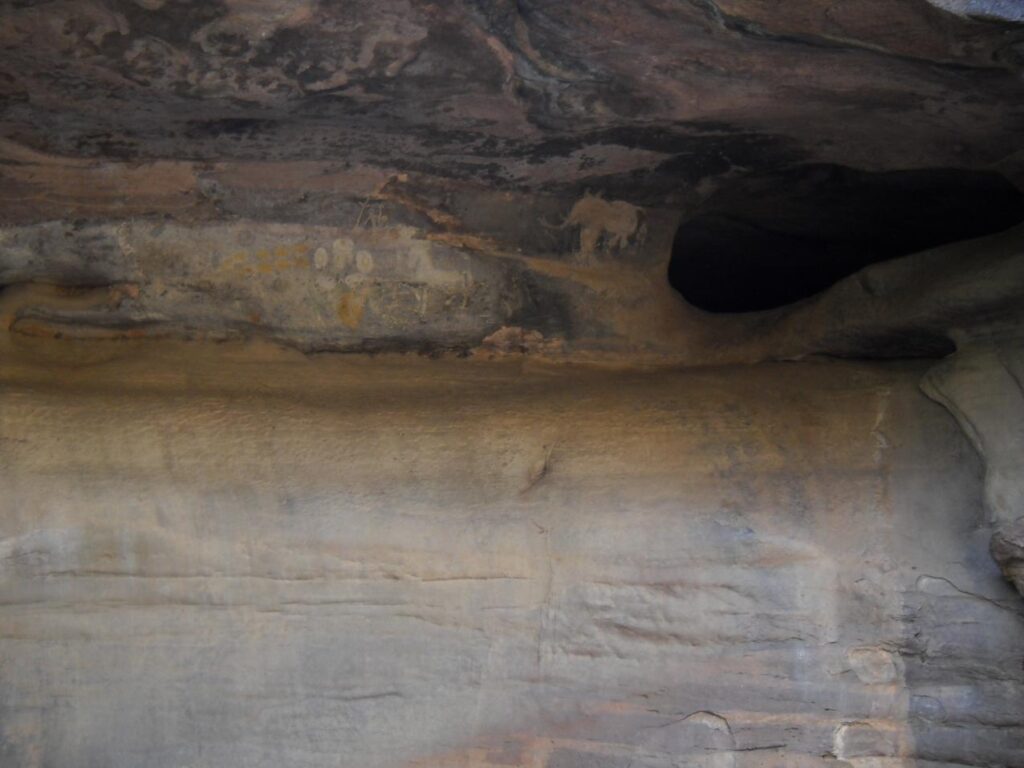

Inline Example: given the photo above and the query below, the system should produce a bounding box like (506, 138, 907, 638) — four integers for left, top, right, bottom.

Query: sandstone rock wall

(1, 347, 1021, 767)
(923, 344, 1024, 597)
(2, 3, 1024, 765)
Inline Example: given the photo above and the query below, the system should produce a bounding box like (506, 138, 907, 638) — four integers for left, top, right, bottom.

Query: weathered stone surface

(926, 0, 1024, 22)
(2, 2, 1024, 766)
(922, 343, 1024, 595)
(992, 520, 1024, 595)
(3, 209, 1023, 364)
(1, 1, 1023, 194)
(1, 345, 1022, 767)
(1, 2, 1022, 362)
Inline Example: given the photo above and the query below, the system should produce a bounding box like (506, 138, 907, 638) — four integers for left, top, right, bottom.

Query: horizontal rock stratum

(1, 346, 1023, 767)
(1, 1, 1023, 766)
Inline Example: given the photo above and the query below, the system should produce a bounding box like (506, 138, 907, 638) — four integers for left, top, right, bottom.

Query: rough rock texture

(922, 345, 1024, 595)
(2, 345, 1023, 768)
(2, 2, 1024, 767)
(3, 0, 1024, 182)
(2, 1, 1024, 359)
(5, 210, 1023, 365)
(926, 0, 1024, 22)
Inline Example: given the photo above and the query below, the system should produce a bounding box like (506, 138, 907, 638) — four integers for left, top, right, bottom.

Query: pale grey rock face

(922, 344, 1024, 595)
(926, 0, 1024, 22)
(0, 352, 1022, 768)
(992, 520, 1024, 594)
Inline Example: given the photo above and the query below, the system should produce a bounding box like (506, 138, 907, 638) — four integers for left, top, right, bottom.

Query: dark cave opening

(668, 165, 1024, 313)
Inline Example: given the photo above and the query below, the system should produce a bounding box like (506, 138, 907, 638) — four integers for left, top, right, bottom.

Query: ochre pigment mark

(219, 243, 312, 276)
(337, 290, 367, 329)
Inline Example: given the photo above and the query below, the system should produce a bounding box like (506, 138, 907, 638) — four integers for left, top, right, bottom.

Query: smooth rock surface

(1, 345, 1022, 767)
(922, 343, 1024, 595)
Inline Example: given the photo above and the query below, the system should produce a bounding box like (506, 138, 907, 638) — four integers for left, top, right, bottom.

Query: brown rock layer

(1, 346, 1022, 767)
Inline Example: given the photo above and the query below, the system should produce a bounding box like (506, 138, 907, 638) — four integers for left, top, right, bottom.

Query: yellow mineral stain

(337, 290, 366, 329)
(216, 244, 312, 274)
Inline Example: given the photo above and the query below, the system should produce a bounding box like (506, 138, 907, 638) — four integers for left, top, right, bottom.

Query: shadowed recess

(668, 165, 1024, 313)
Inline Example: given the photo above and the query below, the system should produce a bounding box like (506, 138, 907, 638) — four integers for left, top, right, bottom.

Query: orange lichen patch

(337, 289, 367, 328)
